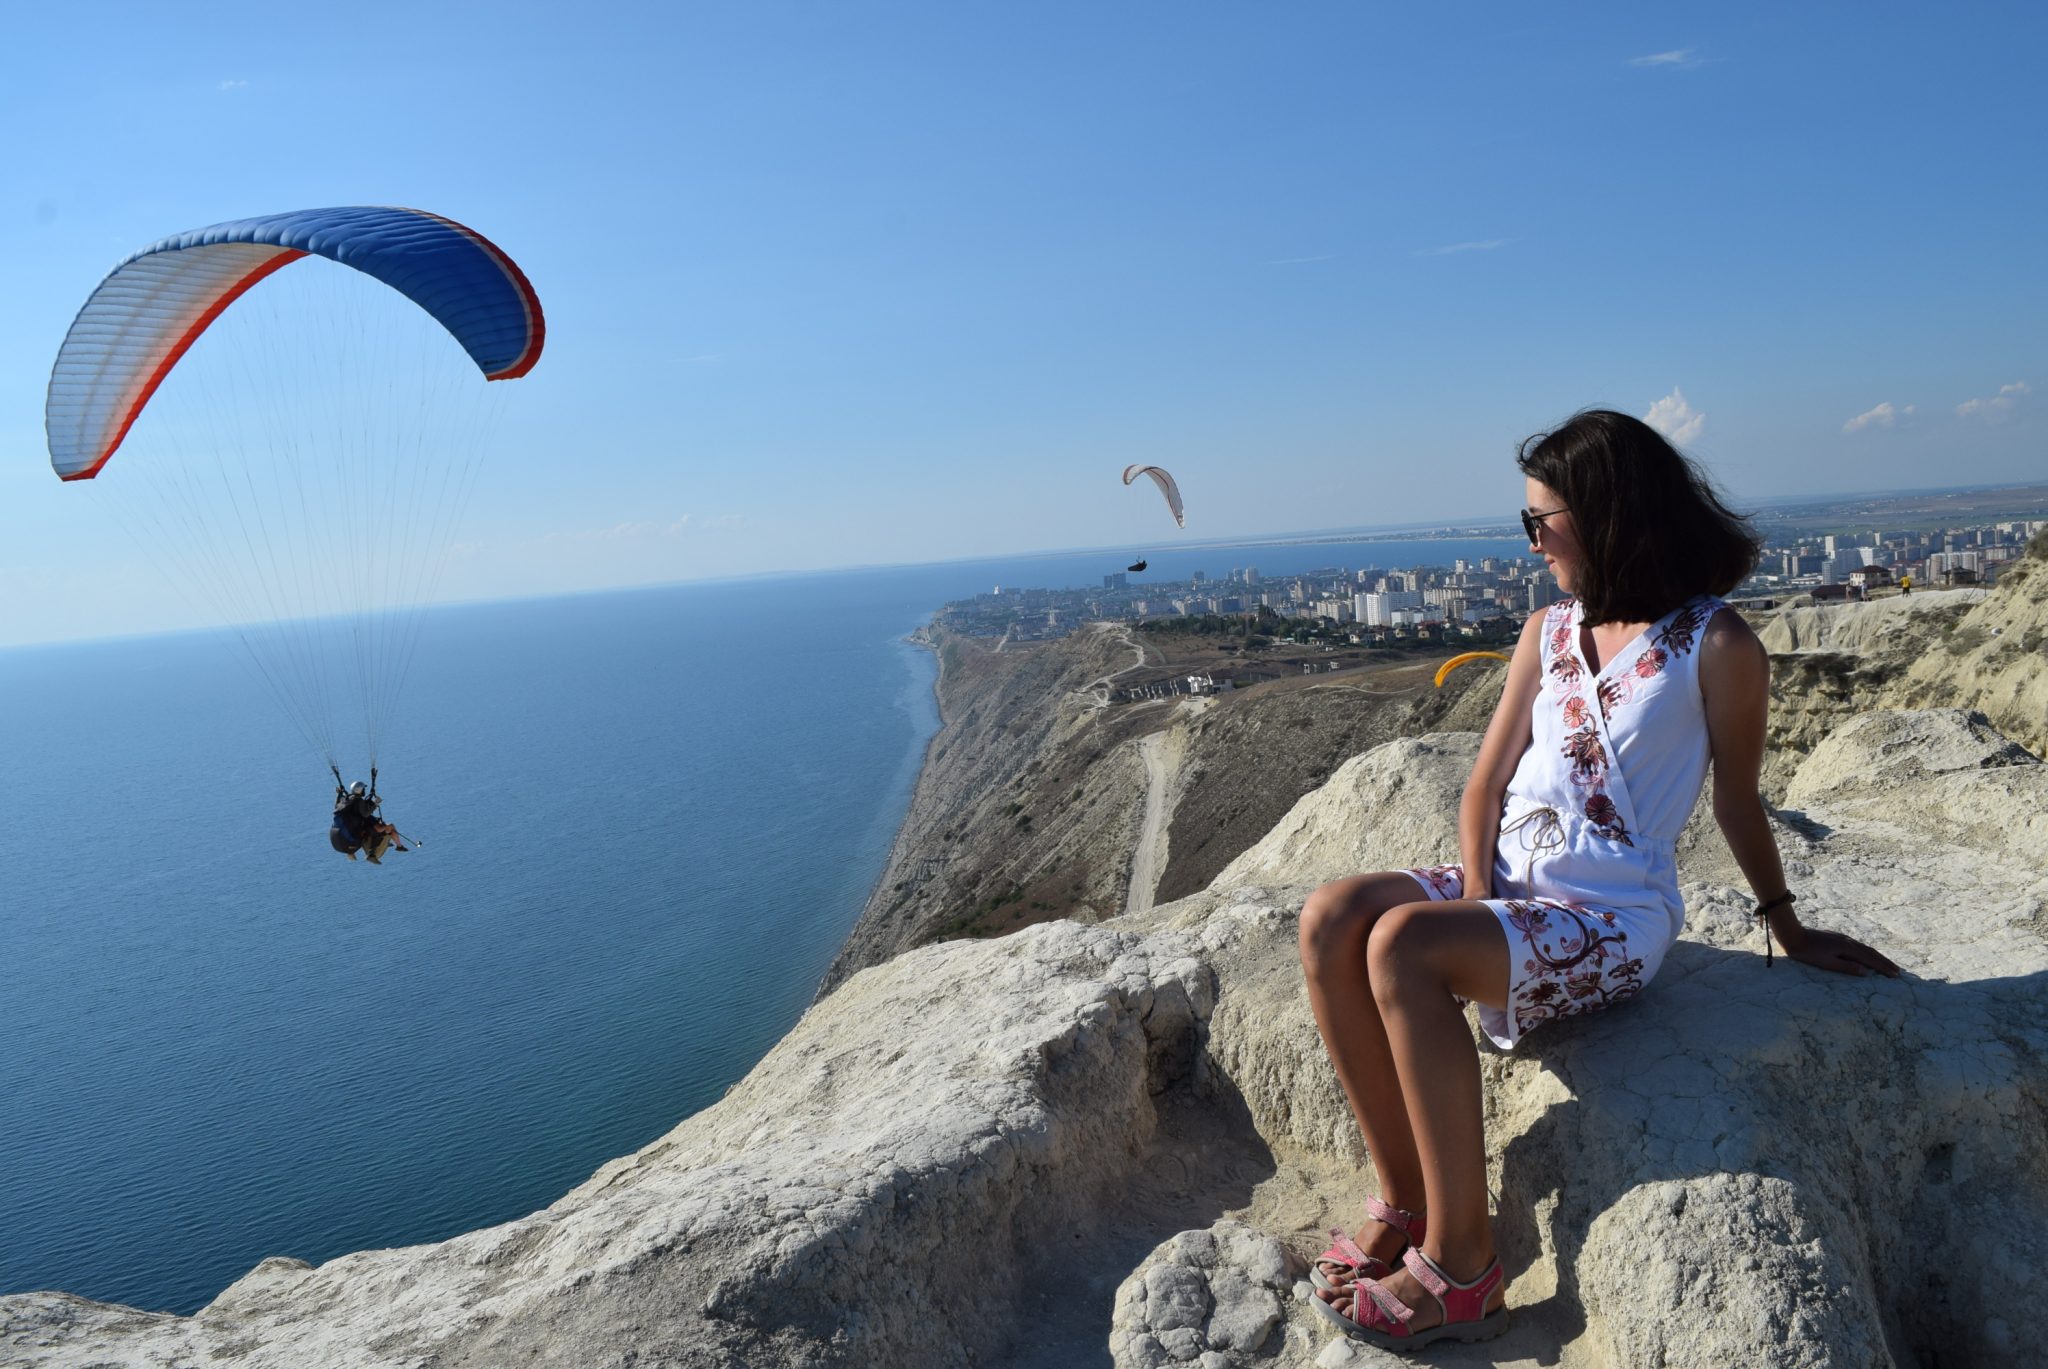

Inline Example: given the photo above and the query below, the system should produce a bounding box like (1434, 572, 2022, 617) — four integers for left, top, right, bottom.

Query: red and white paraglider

(1122, 464, 1185, 528)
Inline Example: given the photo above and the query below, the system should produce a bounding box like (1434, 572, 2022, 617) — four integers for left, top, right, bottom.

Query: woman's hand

(1774, 922, 1902, 977)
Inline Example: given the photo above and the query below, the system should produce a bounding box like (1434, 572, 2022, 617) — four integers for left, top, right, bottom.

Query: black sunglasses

(1520, 505, 1569, 542)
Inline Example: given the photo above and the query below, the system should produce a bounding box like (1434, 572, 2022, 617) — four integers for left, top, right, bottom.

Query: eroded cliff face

(822, 622, 1506, 993)
(1754, 533, 2048, 792)
(818, 623, 1160, 995)
(1752, 590, 1984, 799)
(1893, 541, 2048, 757)
(1148, 668, 1502, 906)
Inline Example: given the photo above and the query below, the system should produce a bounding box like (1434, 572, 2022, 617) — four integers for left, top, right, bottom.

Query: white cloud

(1413, 239, 1509, 257)
(1265, 253, 1337, 266)
(217, 79, 249, 91)
(1643, 387, 1705, 445)
(1843, 401, 1914, 433)
(1630, 49, 1702, 68)
(1956, 380, 2031, 421)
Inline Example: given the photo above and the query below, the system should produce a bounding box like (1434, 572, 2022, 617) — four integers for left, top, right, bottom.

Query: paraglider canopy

(1433, 651, 1512, 688)
(45, 205, 544, 780)
(47, 206, 544, 482)
(1122, 464, 1185, 528)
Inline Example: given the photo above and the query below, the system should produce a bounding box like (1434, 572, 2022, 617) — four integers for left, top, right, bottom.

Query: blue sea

(1, 535, 1523, 1315)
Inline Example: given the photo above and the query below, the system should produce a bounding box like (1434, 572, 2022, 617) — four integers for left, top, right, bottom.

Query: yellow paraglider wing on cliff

(1434, 651, 1512, 688)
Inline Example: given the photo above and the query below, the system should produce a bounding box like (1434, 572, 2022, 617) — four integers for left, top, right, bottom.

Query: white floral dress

(1405, 593, 1725, 1048)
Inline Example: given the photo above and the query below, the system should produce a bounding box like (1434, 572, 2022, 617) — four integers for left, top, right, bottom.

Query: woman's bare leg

(1298, 873, 1439, 1277)
(1332, 900, 1511, 1329)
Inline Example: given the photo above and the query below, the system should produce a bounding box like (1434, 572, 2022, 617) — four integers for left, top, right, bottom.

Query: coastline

(816, 620, 953, 1000)
(813, 619, 1155, 995)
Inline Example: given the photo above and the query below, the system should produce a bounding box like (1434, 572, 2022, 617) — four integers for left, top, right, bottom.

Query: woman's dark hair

(1517, 409, 1762, 626)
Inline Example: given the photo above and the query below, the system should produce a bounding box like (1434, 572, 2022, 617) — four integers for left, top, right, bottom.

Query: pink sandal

(1312, 1245, 1508, 1351)
(1310, 1196, 1425, 1292)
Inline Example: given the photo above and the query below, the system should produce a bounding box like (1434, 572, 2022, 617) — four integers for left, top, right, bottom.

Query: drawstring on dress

(1498, 805, 1565, 890)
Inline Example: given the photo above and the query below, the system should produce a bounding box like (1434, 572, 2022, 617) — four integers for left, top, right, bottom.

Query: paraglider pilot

(330, 767, 409, 864)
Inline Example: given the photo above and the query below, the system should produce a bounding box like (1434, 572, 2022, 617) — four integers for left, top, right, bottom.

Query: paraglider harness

(329, 766, 410, 860)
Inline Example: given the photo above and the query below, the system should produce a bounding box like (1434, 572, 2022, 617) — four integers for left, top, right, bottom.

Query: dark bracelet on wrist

(1753, 891, 1795, 967)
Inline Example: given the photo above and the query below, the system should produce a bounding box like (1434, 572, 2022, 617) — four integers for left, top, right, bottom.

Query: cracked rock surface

(1111, 1221, 1301, 1367)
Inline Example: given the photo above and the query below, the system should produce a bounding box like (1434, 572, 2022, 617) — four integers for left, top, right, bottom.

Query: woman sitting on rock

(1300, 410, 1899, 1351)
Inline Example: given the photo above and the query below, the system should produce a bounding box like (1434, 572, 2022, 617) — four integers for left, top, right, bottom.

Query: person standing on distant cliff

(1299, 410, 1899, 1352)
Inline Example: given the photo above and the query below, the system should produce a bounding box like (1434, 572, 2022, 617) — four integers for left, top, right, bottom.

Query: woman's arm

(1458, 610, 1547, 900)
(1700, 608, 1901, 976)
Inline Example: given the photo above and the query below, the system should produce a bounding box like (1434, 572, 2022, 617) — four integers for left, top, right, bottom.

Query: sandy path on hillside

(1074, 623, 1149, 707)
(1124, 731, 1169, 915)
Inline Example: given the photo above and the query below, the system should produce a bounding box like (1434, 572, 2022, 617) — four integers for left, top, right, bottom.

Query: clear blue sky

(3, 2, 2043, 643)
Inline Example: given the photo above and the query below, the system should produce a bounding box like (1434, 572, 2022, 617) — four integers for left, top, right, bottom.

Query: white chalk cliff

(7, 557, 2047, 1369)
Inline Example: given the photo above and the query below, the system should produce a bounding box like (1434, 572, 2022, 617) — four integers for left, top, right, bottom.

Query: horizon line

(5, 475, 2042, 653)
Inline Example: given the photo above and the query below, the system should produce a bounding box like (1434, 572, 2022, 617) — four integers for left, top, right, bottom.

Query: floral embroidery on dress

(1592, 643, 1674, 720)
(1595, 676, 1628, 721)
(1544, 597, 1636, 846)
(1499, 897, 1646, 1035)
(1562, 714, 1633, 841)
(1546, 600, 1575, 657)
(1655, 601, 1708, 655)
(1582, 792, 1631, 842)
(1406, 864, 1463, 900)
(1463, 594, 1726, 1045)
(1505, 901, 1550, 940)
(1561, 726, 1607, 776)
(1543, 600, 1582, 694)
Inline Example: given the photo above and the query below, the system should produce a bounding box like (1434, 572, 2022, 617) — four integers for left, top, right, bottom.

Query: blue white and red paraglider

(48, 206, 543, 481)
(45, 207, 545, 797)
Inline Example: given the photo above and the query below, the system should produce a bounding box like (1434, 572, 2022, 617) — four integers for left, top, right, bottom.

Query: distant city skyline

(3, 2, 2044, 646)
(941, 509, 2043, 647)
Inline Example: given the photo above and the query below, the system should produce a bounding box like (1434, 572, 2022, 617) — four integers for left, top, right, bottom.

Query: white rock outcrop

(1209, 735, 1477, 893)
(1111, 1221, 1302, 1368)
(1894, 564, 2048, 757)
(1753, 587, 1984, 655)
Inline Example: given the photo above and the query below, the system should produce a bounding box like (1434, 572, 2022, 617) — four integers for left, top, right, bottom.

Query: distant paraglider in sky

(1433, 651, 1513, 688)
(1127, 559, 1148, 573)
(1122, 464, 1185, 528)
(46, 206, 545, 841)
